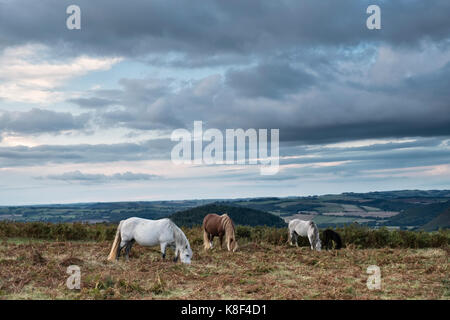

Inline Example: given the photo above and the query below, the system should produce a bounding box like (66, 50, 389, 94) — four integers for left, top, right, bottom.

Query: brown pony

(202, 213, 238, 252)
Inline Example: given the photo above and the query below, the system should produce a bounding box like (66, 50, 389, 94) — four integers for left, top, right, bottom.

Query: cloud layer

(0, 1, 449, 204)
(39, 170, 160, 184)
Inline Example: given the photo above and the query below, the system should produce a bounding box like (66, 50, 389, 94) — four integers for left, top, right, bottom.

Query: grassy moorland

(0, 223, 448, 300)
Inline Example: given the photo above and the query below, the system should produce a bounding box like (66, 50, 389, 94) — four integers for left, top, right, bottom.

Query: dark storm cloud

(1, 0, 449, 149)
(0, 138, 171, 167)
(1, 0, 450, 61)
(77, 67, 450, 145)
(348, 61, 450, 104)
(403, 61, 450, 101)
(226, 63, 316, 99)
(86, 78, 183, 130)
(278, 118, 450, 145)
(279, 140, 450, 170)
(38, 170, 160, 183)
(0, 108, 90, 135)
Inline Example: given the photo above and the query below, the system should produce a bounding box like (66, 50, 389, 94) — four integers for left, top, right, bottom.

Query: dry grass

(0, 238, 448, 300)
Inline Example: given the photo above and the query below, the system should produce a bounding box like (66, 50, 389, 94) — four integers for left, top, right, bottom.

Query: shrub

(0, 221, 448, 248)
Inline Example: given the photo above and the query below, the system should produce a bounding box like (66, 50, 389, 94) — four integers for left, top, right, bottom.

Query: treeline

(0, 222, 448, 249)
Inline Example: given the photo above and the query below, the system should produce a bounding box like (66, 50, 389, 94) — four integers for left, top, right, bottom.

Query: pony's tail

(287, 227, 291, 244)
(107, 221, 123, 261)
(335, 231, 343, 249)
(203, 227, 210, 250)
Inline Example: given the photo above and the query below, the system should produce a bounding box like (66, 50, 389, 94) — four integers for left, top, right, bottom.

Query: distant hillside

(169, 203, 287, 228)
(1, 189, 448, 229)
(343, 189, 450, 199)
(0, 200, 213, 223)
(422, 208, 450, 231)
(385, 200, 450, 228)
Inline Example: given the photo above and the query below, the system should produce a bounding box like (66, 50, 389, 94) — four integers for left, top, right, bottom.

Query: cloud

(39, 170, 160, 184)
(278, 138, 450, 175)
(82, 55, 450, 145)
(226, 62, 316, 99)
(1, 1, 449, 64)
(0, 44, 122, 103)
(0, 3, 448, 145)
(67, 97, 118, 109)
(0, 138, 171, 167)
(0, 0, 450, 204)
(0, 108, 90, 135)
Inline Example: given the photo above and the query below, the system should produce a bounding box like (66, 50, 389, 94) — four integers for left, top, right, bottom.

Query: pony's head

(229, 237, 239, 252)
(172, 222, 193, 264)
(315, 239, 322, 251)
(180, 243, 193, 264)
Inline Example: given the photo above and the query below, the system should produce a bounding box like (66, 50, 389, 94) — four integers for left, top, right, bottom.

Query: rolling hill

(168, 203, 287, 227)
(421, 208, 450, 231)
(1, 190, 448, 230)
(384, 200, 450, 229)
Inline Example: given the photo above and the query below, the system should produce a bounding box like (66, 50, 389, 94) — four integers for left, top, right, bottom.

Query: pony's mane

(168, 220, 189, 249)
(220, 213, 235, 243)
(220, 214, 234, 232)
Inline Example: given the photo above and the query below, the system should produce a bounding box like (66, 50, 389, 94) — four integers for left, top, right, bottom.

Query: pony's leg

(308, 233, 315, 250)
(292, 232, 299, 247)
(115, 240, 122, 260)
(124, 240, 135, 261)
(219, 236, 223, 250)
(203, 230, 210, 250)
(173, 248, 179, 262)
(209, 234, 214, 249)
(160, 242, 167, 259)
(117, 240, 128, 260)
(322, 235, 327, 250)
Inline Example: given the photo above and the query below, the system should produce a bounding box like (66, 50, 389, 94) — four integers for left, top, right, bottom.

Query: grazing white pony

(107, 217, 192, 264)
(288, 219, 321, 251)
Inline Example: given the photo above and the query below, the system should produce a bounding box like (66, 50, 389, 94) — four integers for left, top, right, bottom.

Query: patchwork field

(0, 238, 448, 300)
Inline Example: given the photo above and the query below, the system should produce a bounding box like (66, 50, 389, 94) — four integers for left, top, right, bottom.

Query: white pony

(107, 217, 192, 264)
(288, 219, 321, 251)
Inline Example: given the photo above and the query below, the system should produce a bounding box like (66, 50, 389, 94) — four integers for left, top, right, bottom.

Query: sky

(0, 0, 449, 205)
